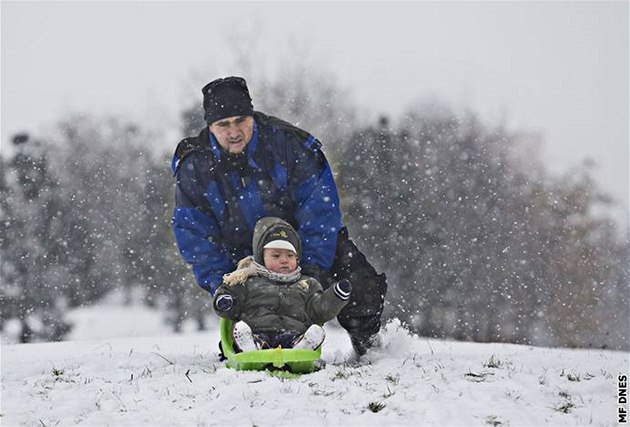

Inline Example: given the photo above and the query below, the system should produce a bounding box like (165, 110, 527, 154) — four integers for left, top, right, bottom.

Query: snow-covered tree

(337, 107, 629, 350)
(0, 134, 72, 342)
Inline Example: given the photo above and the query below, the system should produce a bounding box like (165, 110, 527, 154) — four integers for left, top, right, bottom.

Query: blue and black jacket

(171, 111, 344, 294)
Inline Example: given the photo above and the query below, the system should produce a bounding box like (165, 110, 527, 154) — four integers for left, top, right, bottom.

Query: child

(213, 216, 352, 351)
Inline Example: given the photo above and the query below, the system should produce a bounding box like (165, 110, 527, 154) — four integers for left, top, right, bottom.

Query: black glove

(214, 294, 234, 312)
(333, 279, 352, 301)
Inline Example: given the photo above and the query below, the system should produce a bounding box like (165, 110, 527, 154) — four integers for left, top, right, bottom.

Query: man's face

(209, 115, 254, 154)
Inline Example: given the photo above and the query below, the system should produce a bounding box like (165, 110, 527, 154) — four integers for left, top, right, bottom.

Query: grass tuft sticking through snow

(367, 401, 386, 413)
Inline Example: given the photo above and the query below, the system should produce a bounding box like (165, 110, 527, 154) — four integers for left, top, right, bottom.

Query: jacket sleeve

(304, 278, 349, 325)
(212, 281, 247, 320)
(290, 136, 344, 271)
(171, 154, 233, 295)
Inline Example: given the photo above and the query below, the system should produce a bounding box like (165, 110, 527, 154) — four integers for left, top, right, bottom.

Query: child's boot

(293, 324, 325, 350)
(233, 321, 258, 352)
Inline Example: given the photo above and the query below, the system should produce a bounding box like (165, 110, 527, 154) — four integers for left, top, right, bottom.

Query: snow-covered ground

(1, 302, 628, 426)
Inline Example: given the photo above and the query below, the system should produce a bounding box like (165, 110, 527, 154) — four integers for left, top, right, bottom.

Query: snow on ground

(1, 304, 628, 426)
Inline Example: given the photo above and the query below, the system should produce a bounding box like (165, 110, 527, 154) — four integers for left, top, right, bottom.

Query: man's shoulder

(171, 128, 213, 175)
(254, 111, 322, 152)
(255, 111, 311, 141)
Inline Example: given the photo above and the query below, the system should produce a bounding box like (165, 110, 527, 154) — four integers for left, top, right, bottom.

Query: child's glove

(214, 294, 234, 312)
(333, 279, 352, 301)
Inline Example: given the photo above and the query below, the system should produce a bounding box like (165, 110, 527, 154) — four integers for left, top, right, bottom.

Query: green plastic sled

(220, 318, 321, 374)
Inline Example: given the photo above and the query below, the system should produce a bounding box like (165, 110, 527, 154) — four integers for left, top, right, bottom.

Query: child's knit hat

(252, 217, 302, 264)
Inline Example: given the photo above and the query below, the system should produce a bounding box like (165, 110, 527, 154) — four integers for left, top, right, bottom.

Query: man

(171, 76, 387, 355)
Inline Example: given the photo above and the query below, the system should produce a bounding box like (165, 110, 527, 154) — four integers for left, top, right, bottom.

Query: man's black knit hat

(202, 76, 254, 125)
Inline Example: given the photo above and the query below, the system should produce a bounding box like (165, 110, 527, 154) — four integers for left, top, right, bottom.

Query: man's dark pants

(321, 228, 388, 354)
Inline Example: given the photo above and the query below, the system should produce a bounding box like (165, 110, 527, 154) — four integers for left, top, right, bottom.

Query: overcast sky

(2, 1, 628, 225)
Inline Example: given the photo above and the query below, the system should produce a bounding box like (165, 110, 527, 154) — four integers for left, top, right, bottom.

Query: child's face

(263, 248, 298, 274)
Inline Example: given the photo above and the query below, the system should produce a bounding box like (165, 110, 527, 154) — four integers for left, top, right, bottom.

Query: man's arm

(171, 155, 233, 294)
(290, 135, 344, 274)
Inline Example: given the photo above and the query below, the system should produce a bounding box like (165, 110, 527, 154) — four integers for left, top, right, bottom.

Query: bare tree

(337, 106, 629, 350)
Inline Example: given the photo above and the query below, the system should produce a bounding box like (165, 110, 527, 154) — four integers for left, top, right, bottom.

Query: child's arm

(212, 282, 247, 320)
(304, 279, 352, 324)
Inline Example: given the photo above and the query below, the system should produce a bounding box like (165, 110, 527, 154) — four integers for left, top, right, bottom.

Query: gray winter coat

(213, 274, 347, 334)
(212, 217, 348, 334)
